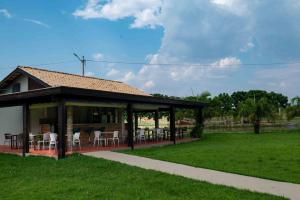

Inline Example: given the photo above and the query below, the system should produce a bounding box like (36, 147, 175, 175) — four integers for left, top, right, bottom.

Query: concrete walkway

(83, 151, 300, 200)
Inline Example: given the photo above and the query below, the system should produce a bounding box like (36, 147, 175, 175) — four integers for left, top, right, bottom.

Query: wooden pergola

(0, 86, 205, 159)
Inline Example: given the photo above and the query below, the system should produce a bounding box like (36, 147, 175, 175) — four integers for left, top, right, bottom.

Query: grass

(122, 130, 300, 184)
(0, 154, 285, 200)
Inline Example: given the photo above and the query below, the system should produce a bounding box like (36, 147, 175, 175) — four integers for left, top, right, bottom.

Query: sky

(0, 0, 300, 98)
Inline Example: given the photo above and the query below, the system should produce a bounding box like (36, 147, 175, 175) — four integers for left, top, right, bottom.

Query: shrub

(190, 125, 203, 138)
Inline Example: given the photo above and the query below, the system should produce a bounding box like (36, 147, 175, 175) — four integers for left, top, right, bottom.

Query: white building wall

(0, 106, 23, 145)
(2, 75, 28, 94)
(0, 75, 29, 144)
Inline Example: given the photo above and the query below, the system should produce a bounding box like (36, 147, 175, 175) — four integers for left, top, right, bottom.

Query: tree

(286, 96, 300, 120)
(213, 93, 233, 117)
(232, 91, 248, 108)
(178, 91, 213, 120)
(238, 97, 275, 134)
(291, 96, 300, 106)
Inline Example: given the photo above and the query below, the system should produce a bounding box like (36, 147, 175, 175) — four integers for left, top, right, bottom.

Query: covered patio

(0, 86, 204, 159)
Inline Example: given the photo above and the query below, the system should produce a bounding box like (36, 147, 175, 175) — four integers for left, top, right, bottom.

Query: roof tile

(19, 66, 151, 97)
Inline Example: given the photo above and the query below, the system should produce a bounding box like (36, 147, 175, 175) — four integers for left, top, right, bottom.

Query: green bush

(190, 125, 203, 138)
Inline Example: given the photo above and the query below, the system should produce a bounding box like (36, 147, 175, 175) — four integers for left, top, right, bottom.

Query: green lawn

(123, 130, 300, 184)
(0, 154, 284, 200)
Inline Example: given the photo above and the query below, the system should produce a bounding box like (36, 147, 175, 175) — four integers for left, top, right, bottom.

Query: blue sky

(0, 0, 300, 98)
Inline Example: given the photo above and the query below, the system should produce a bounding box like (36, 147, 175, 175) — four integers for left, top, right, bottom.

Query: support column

(22, 103, 29, 157)
(134, 113, 138, 132)
(58, 100, 67, 159)
(196, 107, 204, 127)
(169, 106, 176, 144)
(66, 106, 73, 152)
(154, 110, 159, 129)
(127, 104, 134, 150)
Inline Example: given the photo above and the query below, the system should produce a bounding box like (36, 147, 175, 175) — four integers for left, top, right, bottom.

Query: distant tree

(151, 93, 170, 99)
(291, 96, 300, 106)
(148, 91, 288, 126)
(286, 96, 300, 120)
(232, 90, 288, 118)
(213, 93, 233, 117)
(184, 91, 211, 103)
(177, 91, 213, 120)
(238, 97, 276, 134)
(232, 91, 248, 108)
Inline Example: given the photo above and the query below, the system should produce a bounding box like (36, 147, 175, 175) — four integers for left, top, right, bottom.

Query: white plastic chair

(29, 133, 35, 148)
(3, 133, 12, 146)
(137, 129, 146, 143)
(156, 128, 164, 141)
(38, 132, 50, 149)
(94, 131, 106, 147)
(73, 132, 81, 149)
(107, 131, 119, 147)
(49, 133, 57, 152)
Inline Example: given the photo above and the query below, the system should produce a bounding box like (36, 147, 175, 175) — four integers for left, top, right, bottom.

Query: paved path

(83, 151, 300, 200)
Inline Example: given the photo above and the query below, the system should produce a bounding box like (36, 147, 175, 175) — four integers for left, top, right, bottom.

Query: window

(73, 106, 118, 124)
(12, 83, 21, 93)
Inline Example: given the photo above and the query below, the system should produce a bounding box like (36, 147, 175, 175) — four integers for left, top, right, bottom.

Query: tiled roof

(19, 66, 151, 96)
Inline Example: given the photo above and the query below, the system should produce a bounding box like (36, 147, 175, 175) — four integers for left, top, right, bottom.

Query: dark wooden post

(58, 100, 67, 159)
(134, 113, 138, 132)
(127, 104, 134, 150)
(169, 106, 176, 144)
(196, 107, 203, 127)
(22, 103, 29, 157)
(154, 110, 159, 129)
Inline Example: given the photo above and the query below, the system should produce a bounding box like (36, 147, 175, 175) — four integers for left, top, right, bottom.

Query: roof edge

(17, 66, 51, 88)
(0, 67, 51, 90)
(18, 66, 124, 84)
(0, 86, 206, 108)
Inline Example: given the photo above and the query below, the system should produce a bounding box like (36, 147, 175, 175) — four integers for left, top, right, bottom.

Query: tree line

(151, 91, 300, 134)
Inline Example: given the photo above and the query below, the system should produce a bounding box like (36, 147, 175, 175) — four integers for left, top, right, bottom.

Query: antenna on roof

(73, 53, 86, 76)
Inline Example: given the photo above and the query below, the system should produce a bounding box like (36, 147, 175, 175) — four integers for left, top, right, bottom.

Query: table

(176, 128, 185, 139)
(101, 132, 114, 137)
(141, 128, 169, 141)
(10, 134, 22, 149)
(31, 134, 44, 149)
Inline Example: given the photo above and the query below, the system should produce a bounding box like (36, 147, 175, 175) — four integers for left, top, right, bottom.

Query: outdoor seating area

(134, 127, 188, 143)
(0, 133, 23, 150)
(0, 126, 190, 157)
(0, 125, 192, 157)
(66, 126, 190, 153)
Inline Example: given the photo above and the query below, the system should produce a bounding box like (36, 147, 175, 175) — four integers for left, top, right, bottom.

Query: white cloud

(0, 9, 11, 18)
(23, 18, 50, 28)
(106, 68, 119, 76)
(130, 8, 162, 28)
(78, 0, 300, 97)
(116, 55, 240, 95)
(85, 71, 95, 77)
(121, 71, 135, 82)
(144, 80, 155, 88)
(240, 41, 255, 52)
(92, 53, 104, 61)
(250, 65, 300, 97)
(212, 57, 241, 69)
(211, 0, 234, 6)
(73, 0, 163, 28)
